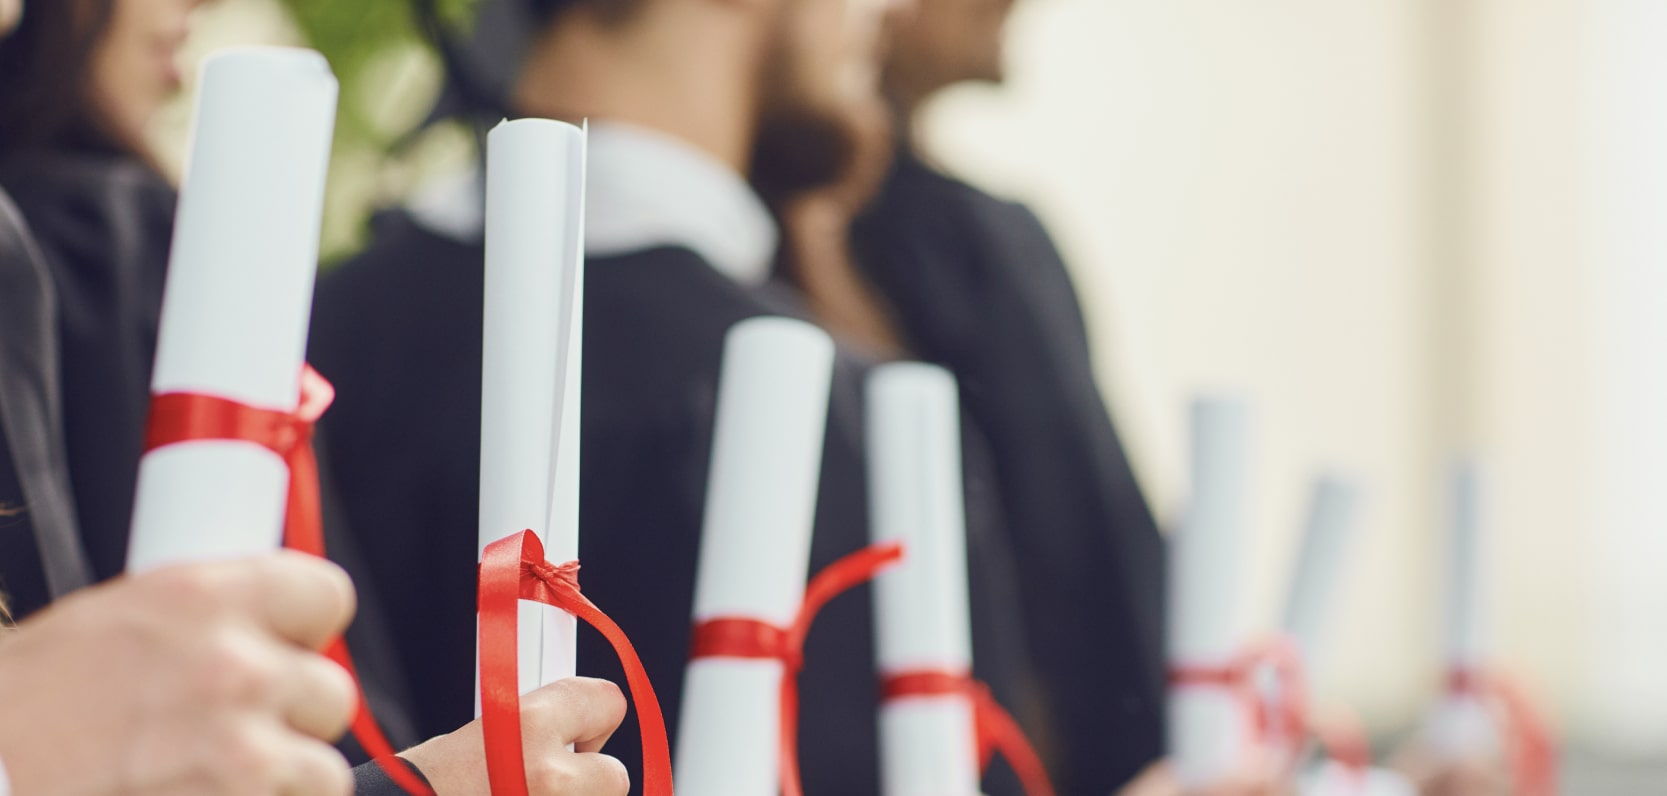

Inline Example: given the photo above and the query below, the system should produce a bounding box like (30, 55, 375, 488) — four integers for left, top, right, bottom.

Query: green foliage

(273, 0, 480, 260)
(279, 0, 465, 149)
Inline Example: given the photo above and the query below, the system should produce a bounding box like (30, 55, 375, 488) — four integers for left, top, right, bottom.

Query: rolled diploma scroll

(1280, 475, 1364, 671)
(674, 318, 835, 796)
(1429, 460, 1499, 758)
(127, 48, 338, 573)
(1168, 397, 1252, 787)
(867, 364, 981, 796)
(539, 120, 587, 688)
(479, 118, 587, 698)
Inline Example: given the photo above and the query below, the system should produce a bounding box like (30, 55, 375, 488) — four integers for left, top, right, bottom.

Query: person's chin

(0, 0, 20, 37)
(749, 102, 860, 204)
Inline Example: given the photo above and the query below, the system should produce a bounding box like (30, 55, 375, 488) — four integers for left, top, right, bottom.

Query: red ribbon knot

(1168, 636, 1378, 782)
(479, 530, 673, 796)
(687, 541, 905, 796)
(880, 668, 1057, 796)
(142, 366, 432, 795)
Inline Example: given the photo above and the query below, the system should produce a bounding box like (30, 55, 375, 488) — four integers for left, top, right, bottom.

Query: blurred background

(156, 0, 1667, 787)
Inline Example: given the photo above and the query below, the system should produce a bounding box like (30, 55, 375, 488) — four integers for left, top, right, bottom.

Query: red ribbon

(687, 541, 905, 796)
(143, 366, 435, 796)
(1168, 635, 1369, 782)
(1168, 637, 1307, 749)
(880, 669, 1056, 796)
(478, 530, 674, 796)
(1447, 667, 1558, 796)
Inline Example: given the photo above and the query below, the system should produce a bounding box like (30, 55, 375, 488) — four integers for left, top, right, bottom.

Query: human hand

(1118, 758, 1294, 796)
(398, 677, 629, 796)
(1393, 744, 1511, 796)
(0, 552, 360, 795)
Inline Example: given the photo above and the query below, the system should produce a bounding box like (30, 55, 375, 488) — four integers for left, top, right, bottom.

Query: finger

(527, 752, 629, 796)
(278, 647, 359, 741)
(1117, 760, 1179, 796)
(521, 677, 628, 750)
(228, 552, 357, 650)
(276, 737, 353, 796)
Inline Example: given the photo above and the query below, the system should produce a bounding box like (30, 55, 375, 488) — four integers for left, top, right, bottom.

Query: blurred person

(788, 2, 1511, 794)
(771, 0, 1168, 790)
(0, 0, 418, 742)
(308, 0, 1037, 791)
(0, 1, 628, 793)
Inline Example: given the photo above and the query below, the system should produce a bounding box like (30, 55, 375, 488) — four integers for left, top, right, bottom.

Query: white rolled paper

(1429, 459, 1500, 758)
(867, 364, 981, 796)
(478, 118, 588, 699)
(127, 48, 338, 573)
(540, 135, 587, 686)
(1281, 475, 1364, 669)
(1169, 396, 1253, 787)
(675, 318, 836, 796)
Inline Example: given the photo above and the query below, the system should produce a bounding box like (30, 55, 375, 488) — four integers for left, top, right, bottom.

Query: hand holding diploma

(1117, 760, 1290, 796)
(1168, 397, 1255, 786)
(0, 553, 358, 796)
(1409, 461, 1554, 796)
(1389, 746, 1510, 796)
(400, 678, 629, 796)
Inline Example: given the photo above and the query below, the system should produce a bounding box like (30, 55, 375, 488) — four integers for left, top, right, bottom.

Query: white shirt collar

(407, 120, 778, 286)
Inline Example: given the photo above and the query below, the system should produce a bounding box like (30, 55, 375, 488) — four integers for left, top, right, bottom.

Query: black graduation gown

(309, 210, 1034, 795)
(852, 150, 1169, 792)
(0, 152, 422, 776)
(0, 185, 94, 617)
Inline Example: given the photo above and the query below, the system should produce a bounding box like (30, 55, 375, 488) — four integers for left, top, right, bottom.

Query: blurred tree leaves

(280, 0, 472, 151)
(271, 0, 479, 261)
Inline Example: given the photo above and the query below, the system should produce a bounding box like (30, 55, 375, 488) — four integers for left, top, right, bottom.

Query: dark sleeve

(861, 166, 1168, 789)
(0, 154, 174, 582)
(318, 436, 423, 756)
(352, 757, 431, 796)
(980, 204, 1168, 790)
(0, 190, 83, 616)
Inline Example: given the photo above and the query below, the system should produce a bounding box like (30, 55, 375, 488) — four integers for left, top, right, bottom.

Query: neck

(512, 7, 766, 171)
(882, 68, 950, 158)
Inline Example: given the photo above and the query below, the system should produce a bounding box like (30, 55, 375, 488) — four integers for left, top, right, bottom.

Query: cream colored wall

(916, 0, 1617, 741)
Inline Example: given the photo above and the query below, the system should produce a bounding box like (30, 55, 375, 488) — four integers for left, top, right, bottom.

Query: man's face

(886, 0, 1014, 93)
(749, 0, 902, 202)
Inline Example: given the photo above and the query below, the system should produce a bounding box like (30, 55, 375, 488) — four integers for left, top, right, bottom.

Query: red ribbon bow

(1446, 668, 1558, 796)
(144, 366, 435, 795)
(879, 669, 1056, 796)
(687, 541, 905, 796)
(478, 530, 674, 796)
(1168, 636, 1370, 781)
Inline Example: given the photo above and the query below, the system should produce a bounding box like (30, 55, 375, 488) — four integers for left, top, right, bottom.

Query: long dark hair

(0, 0, 124, 155)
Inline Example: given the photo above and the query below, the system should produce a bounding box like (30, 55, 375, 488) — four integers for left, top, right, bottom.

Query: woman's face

(86, 0, 210, 150)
